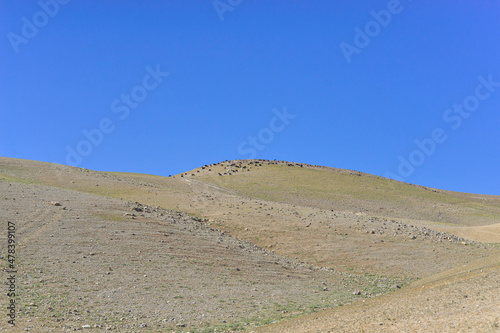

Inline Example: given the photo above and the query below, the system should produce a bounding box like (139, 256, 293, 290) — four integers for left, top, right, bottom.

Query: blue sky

(1, 1, 499, 195)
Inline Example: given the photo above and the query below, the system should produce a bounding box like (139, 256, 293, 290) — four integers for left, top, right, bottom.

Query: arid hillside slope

(0, 157, 499, 332)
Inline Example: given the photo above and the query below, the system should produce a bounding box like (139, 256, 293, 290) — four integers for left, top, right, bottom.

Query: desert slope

(0, 168, 408, 331)
(255, 254, 500, 332)
(190, 160, 500, 230)
(1, 157, 499, 332)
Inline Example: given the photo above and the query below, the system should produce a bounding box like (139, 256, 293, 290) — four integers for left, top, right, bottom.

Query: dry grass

(192, 160, 500, 228)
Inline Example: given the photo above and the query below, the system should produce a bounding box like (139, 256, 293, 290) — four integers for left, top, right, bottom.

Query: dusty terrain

(0, 157, 499, 332)
(256, 254, 500, 332)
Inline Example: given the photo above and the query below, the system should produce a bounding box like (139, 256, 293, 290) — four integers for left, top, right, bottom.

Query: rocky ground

(0, 180, 408, 332)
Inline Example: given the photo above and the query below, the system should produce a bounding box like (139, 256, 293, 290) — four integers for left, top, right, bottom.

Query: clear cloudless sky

(1, 0, 499, 195)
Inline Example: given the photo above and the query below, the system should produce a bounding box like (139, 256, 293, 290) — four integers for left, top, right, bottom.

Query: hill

(0, 157, 499, 331)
